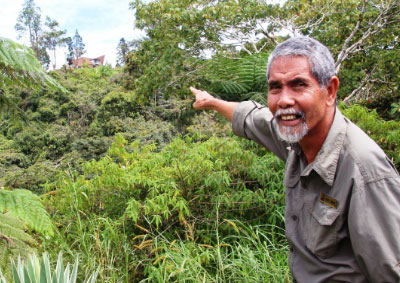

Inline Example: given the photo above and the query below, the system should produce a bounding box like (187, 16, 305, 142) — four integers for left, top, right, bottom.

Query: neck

(299, 107, 336, 164)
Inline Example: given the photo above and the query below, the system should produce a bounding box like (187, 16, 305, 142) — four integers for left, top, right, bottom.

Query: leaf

(0, 189, 54, 236)
(0, 37, 66, 92)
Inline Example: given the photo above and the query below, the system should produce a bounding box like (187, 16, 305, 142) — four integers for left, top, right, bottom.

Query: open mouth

(280, 114, 301, 121)
(276, 110, 304, 123)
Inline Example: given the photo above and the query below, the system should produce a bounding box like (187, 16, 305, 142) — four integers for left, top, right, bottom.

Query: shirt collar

(301, 108, 348, 186)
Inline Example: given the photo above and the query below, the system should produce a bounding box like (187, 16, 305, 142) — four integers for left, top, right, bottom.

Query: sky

(0, 0, 145, 68)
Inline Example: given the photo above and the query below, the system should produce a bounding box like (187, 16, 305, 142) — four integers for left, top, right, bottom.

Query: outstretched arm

(190, 87, 238, 122)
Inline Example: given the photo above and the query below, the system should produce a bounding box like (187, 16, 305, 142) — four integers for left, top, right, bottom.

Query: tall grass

(143, 221, 290, 283)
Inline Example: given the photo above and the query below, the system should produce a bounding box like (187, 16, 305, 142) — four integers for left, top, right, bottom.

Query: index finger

(190, 86, 200, 96)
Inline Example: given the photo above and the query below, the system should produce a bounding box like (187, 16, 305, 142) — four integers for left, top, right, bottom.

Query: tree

(72, 29, 86, 61)
(128, 0, 399, 106)
(43, 17, 67, 70)
(14, 0, 50, 69)
(276, 0, 400, 103)
(116, 38, 129, 66)
(65, 37, 74, 66)
(128, 0, 277, 103)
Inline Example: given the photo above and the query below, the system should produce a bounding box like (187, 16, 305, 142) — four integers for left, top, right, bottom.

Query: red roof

(72, 55, 105, 68)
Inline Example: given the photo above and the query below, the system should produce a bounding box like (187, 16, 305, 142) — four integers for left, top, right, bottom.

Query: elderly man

(190, 37, 400, 282)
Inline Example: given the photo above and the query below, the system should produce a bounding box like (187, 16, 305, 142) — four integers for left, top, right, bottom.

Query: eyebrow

(288, 77, 309, 86)
(268, 80, 282, 89)
(268, 77, 310, 88)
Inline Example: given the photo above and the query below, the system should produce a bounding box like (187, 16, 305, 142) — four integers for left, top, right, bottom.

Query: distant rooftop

(71, 55, 105, 68)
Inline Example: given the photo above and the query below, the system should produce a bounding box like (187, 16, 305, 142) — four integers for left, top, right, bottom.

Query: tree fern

(0, 214, 37, 280)
(0, 189, 54, 237)
(0, 38, 64, 91)
(207, 53, 269, 105)
(0, 37, 66, 120)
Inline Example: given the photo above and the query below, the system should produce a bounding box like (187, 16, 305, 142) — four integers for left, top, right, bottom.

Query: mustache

(274, 108, 305, 120)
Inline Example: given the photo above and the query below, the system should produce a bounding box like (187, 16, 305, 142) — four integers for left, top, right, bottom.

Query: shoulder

(342, 117, 398, 184)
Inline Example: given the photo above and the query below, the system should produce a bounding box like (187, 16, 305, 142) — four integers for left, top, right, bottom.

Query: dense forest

(1, 0, 399, 282)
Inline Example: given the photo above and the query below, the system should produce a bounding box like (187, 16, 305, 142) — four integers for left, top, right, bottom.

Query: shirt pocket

(305, 202, 340, 259)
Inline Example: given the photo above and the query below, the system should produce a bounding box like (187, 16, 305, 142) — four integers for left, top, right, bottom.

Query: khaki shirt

(232, 101, 400, 283)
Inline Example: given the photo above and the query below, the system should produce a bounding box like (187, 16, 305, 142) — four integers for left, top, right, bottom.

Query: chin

(273, 120, 309, 143)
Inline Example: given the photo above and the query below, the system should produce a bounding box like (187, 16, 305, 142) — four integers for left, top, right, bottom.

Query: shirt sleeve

(348, 176, 400, 282)
(231, 100, 289, 161)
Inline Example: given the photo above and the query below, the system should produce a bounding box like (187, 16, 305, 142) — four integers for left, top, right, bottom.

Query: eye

(291, 79, 308, 89)
(268, 82, 282, 93)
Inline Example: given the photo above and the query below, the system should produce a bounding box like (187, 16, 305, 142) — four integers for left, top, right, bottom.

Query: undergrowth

(42, 134, 288, 282)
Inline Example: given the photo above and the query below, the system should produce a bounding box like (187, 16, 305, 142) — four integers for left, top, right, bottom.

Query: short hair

(266, 36, 335, 89)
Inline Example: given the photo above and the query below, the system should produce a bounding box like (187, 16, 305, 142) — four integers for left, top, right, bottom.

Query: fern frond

(0, 38, 65, 92)
(0, 214, 38, 281)
(0, 214, 36, 245)
(207, 53, 269, 102)
(0, 189, 54, 237)
(246, 92, 268, 106)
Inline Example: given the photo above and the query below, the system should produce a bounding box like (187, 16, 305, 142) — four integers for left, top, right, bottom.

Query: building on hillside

(71, 55, 105, 68)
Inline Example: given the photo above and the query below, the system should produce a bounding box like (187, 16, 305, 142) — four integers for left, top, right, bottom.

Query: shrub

(44, 134, 286, 281)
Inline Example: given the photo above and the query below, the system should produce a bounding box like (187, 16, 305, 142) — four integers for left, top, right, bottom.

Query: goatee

(272, 108, 309, 143)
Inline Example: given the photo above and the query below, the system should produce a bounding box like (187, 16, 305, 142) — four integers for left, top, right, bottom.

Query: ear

(325, 76, 339, 107)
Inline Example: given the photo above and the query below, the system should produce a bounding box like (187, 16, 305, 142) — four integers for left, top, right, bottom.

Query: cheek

(267, 96, 277, 113)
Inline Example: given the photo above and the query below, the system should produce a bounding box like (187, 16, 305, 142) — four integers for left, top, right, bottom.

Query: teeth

(281, 115, 297, 121)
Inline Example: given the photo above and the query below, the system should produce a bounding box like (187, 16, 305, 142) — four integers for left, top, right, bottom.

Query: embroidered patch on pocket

(320, 193, 338, 209)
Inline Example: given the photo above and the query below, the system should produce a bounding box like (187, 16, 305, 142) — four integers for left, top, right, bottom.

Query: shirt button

(292, 215, 298, 221)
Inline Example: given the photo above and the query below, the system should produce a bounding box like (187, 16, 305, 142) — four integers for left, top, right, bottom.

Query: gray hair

(266, 36, 335, 89)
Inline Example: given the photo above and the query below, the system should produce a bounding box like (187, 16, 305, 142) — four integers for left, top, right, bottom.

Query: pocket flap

(311, 204, 340, 226)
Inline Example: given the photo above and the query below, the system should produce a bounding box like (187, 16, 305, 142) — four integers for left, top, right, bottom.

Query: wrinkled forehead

(268, 56, 312, 79)
(268, 55, 311, 76)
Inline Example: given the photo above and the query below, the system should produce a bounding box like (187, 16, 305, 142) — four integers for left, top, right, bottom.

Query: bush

(44, 134, 287, 281)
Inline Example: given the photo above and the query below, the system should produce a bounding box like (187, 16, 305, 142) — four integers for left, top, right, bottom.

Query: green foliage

(43, 16, 67, 71)
(0, 189, 54, 236)
(0, 189, 53, 278)
(70, 30, 86, 62)
(0, 38, 63, 91)
(390, 102, 400, 120)
(126, 0, 276, 103)
(145, 223, 290, 282)
(0, 37, 66, 123)
(360, 91, 400, 121)
(206, 53, 269, 104)
(98, 90, 137, 120)
(0, 252, 99, 283)
(44, 134, 286, 281)
(0, 214, 37, 280)
(14, 0, 50, 69)
(283, 0, 400, 103)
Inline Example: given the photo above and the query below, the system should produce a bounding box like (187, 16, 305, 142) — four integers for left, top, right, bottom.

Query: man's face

(267, 56, 330, 143)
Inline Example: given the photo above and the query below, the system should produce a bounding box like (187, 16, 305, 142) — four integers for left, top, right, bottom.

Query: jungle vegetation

(0, 0, 399, 282)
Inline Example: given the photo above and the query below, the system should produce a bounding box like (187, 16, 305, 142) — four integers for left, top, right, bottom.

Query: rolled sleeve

(349, 177, 400, 282)
(232, 101, 261, 138)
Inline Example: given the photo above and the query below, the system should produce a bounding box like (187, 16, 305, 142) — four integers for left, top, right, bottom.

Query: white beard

(272, 109, 309, 143)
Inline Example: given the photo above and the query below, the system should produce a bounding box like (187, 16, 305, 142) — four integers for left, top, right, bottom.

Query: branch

(335, 1, 398, 73)
(343, 65, 376, 104)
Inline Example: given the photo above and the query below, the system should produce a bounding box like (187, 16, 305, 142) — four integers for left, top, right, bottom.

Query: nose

(277, 87, 295, 109)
